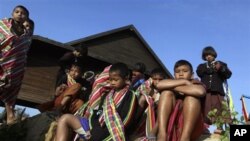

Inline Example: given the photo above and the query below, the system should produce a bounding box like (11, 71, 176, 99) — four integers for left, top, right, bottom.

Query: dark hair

(132, 62, 146, 74)
(202, 46, 217, 61)
(13, 5, 29, 18)
(174, 60, 193, 73)
(74, 46, 88, 57)
(71, 62, 84, 73)
(26, 18, 35, 34)
(150, 68, 166, 78)
(110, 62, 129, 79)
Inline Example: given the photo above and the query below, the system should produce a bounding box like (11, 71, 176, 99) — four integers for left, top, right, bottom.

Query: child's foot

(7, 117, 18, 125)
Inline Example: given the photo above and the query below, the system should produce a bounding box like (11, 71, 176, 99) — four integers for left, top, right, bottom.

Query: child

(38, 63, 90, 114)
(130, 62, 147, 90)
(0, 5, 32, 125)
(196, 46, 232, 130)
(56, 46, 88, 88)
(156, 60, 206, 141)
(132, 68, 166, 140)
(55, 63, 138, 141)
(23, 18, 35, 36)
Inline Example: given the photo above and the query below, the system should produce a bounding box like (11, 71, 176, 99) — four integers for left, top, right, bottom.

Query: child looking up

(56, 63, 138, 141)
(156, 60, 206, 141)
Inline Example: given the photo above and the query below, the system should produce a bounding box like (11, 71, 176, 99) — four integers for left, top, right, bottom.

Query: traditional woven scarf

(0, 18, 31, 105)
(0, 19, 14, 50)
(83, 66, 111, 117)
(67, 73, 76, 87)
(134, 78, 157, 136)
(102, 85, 128, 141)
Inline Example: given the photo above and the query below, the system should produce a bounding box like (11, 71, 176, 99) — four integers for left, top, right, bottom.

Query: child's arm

(173, 81, 206, 97)
(156, 79, 191, 91)
(215, 61, 232, 79)
(156, 79, 205, 97)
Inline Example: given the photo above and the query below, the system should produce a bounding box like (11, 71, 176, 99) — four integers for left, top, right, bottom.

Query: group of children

(51, 46, 231, 141)
(0, 5, 233, 141)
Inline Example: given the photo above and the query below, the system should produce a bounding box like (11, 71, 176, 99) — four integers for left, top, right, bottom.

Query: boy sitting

(156, 60, 206, 141)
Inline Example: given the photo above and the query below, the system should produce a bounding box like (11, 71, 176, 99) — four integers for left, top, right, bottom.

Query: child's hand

(215, 62, 221, 70)
(85, 131, 91, 140)
(55, 84, 67, 96)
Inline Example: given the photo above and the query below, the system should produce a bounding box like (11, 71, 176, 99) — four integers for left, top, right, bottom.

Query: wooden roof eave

(66, 25, 173, 78)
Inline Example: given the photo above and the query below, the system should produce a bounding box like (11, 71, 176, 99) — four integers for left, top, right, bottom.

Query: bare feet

(7, 116, 18, 125)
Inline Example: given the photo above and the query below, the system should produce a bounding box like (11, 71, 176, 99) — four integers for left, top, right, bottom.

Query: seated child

(55, 62, 138, 141)
(156, 60, 206, 141)
(132, 68, 166, 139)
(130, 62, 147, 90)
(38, 63, 90, 114)
(56, 46, 87, 88)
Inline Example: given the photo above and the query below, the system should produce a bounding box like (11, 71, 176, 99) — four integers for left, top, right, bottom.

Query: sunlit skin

(109, 71, 127, 90)
(56, 69, 128, 141)
(174, 65, 193, 80)
(156, 64, 205, 141)
(12, 7, 28, 23)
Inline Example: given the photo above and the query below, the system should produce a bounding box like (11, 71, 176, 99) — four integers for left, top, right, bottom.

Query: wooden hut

(13, 25, 172, 108)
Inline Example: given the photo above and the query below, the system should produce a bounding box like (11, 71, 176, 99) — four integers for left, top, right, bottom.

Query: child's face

(23, 21, 32, 32)
(205, 54, 215, 62)
(131, 70, 143, 82)
(69, 66, 81, 80)
(174, 65, 193, 80)
(12, 7, 28, 23)
(109, 71, 127, 90)
(151, 74, 164, 87)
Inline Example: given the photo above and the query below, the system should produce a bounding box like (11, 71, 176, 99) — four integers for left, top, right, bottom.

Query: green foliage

(207, 101, 243, 141)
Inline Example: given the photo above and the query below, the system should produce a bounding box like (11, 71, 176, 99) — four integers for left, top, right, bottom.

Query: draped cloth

(167, 99, 204, 141)
(38, 74, 83, 114)
(0, 18, 31, 105)
(75, 65, 137, 141)
(133, 78, 158, 137)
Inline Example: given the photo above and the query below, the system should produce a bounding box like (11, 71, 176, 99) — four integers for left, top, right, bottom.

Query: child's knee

(58, 114, 71, 124)
(161, 90, 174, 98)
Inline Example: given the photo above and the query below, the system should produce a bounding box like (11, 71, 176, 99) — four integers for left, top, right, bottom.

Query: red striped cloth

(0, 18, 31, 105)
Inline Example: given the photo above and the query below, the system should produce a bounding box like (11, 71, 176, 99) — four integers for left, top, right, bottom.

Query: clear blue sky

(1, 0, 250, 121)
